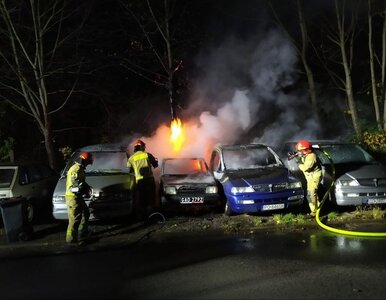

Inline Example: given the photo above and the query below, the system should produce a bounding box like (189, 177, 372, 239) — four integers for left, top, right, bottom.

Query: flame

(170, 117, 185, 152)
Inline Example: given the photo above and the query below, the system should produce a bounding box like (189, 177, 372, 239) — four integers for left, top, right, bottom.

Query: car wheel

(224, 200, 234, 216)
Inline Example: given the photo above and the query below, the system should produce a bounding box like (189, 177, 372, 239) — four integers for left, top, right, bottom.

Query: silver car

(281, 140, 386, 207)
(52, 143, 135, 221)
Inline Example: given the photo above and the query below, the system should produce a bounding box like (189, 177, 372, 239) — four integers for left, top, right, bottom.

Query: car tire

(224, 200, 234, 216)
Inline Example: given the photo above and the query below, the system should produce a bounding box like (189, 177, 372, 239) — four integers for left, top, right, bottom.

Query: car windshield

(222, 147, 279, 170)
(163, 158, 209, 175)
(315, 144, 377, 164)
(64, 151, 130, 174)
(0, 169, 15, 188)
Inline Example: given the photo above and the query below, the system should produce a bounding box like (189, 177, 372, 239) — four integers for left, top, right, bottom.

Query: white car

(0, 162, 58, 221)
(52, 143, 136, 221)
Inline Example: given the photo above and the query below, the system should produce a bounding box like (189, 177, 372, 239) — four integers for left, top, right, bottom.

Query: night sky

(0, 0, 382, 166)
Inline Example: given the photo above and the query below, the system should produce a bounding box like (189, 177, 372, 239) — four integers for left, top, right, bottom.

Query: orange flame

(170, 117, 185, 152)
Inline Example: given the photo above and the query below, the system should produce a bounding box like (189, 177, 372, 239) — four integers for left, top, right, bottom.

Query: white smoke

(126, 28, 344, 167)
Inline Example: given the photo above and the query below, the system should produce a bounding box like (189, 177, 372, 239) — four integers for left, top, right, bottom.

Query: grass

(255, 206, 385, 228)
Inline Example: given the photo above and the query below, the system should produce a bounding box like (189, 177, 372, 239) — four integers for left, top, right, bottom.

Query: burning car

(209, 143, 304, 216)
(159, 157, 222, 213)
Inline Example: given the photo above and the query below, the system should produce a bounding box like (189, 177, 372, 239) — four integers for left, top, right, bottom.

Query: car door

(16, 165, 42, 200)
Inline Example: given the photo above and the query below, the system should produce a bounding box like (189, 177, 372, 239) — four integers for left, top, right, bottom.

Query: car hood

(53, 174, 134, 194)
(224, 167, 291, 185)
(337, 164, 386, 180)
(161, 174, 216, 185)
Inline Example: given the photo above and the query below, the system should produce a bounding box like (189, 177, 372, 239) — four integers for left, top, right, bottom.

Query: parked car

(208, 143, 304, 216)
(0, 162, 59, 221)
(280, 140, 386, 208)
(52, 143, 136, 221)
(159, 157, 222, 214)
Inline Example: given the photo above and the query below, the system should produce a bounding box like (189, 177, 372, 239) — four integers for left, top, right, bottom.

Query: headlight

(206, 186, 218, 194)
(288, 181, 302, 189)
(164, 186, 177, 195)
(231, 186, 254, 194)
(52, 195, 65, 203)
(336, 179, 359, 186)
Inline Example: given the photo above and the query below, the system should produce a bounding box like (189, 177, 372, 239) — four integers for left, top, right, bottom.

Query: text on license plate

(262, 203, 285, 211)
(367, 198, 386, 204)
(180, 197, 204, 204)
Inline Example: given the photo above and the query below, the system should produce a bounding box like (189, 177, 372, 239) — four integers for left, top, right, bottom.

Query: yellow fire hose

(314, 148, 386, 237)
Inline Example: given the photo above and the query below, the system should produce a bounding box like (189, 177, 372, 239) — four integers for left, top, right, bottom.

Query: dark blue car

(209, 143, 304, 216)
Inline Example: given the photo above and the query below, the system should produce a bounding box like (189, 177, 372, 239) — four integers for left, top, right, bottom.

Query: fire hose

(314, 147, 386, 237)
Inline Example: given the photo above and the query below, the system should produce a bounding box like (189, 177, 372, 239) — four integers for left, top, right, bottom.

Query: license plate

(262, 203, 285, 211)
(180, 197, 204, 204)
(367, 198, 386, 204)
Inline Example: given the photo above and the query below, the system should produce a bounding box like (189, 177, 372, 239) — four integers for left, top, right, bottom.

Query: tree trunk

(297, 0, 320, 127)
(368, 0, 382, 130)
(335, 0, 362, 139)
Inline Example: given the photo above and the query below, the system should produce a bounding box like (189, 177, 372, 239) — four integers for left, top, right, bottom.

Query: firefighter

(65, 152, 93, 244)
(127, 139, 158, 220)
(295, 140, 322, 217)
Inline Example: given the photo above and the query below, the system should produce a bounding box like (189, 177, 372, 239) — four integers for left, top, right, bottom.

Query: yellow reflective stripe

(133, 152, 148, 161)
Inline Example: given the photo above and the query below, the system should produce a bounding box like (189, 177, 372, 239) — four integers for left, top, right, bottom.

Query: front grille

(177, 185, 206, 194)
(253, 183, 288, 192)
(357, 192, 386, 197)
(96, 191, 131, 202)
(357, 178, 386, 187)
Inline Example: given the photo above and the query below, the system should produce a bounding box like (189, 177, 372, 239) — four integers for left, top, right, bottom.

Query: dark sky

(1, 0, 380, 162)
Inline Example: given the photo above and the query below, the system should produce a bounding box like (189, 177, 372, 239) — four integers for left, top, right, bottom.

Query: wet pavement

(0, 217, 158, 259)
(1, 213, 386, 259)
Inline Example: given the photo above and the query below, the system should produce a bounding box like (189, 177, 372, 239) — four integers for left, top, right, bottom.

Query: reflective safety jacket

(65, 162, 86, 196)
(299, 152, 321, 174)
(127, 150, 158, 182)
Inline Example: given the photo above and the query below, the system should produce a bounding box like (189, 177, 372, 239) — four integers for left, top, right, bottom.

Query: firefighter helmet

(134, 139, 146, 147)
(80, 152, 93, 163)
(295, 140, 312, 154)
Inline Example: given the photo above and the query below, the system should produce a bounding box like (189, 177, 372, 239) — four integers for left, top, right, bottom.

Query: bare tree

(317, 0, 363, 139)
(334, 0, 362, 138)
(382, 2, 386, 130)
(120, 0, 187, 122)
(367, 0, 382, 130)
(269, 0, 320, 128)
(0, 0, 88, 170)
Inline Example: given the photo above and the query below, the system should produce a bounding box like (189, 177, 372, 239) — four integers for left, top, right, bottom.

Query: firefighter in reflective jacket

(127, 139, 158, 219)
(295, 140, 322, 217)
(65, 152, 93, 244)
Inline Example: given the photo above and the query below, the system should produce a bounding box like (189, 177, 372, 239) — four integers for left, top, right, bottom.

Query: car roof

(285, 140, 355, 145)
(214, 143, 269, 151)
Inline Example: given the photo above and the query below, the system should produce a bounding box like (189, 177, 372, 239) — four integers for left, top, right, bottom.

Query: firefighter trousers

(65, 195, 90, 243)
(304, 170, 322, 215)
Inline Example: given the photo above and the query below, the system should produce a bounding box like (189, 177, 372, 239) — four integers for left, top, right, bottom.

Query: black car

(159, 157, 222, 214)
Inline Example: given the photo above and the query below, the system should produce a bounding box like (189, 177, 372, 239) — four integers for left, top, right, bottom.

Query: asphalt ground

(1, 211, 386, 260)
(0, 215, 162, 259)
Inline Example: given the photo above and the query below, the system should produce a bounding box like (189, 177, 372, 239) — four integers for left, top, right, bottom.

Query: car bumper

(334, 186, 386, 206)
(161, 194, 221, 207)
(225, 190, 304, 213)
(52, 200, 133, 221)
